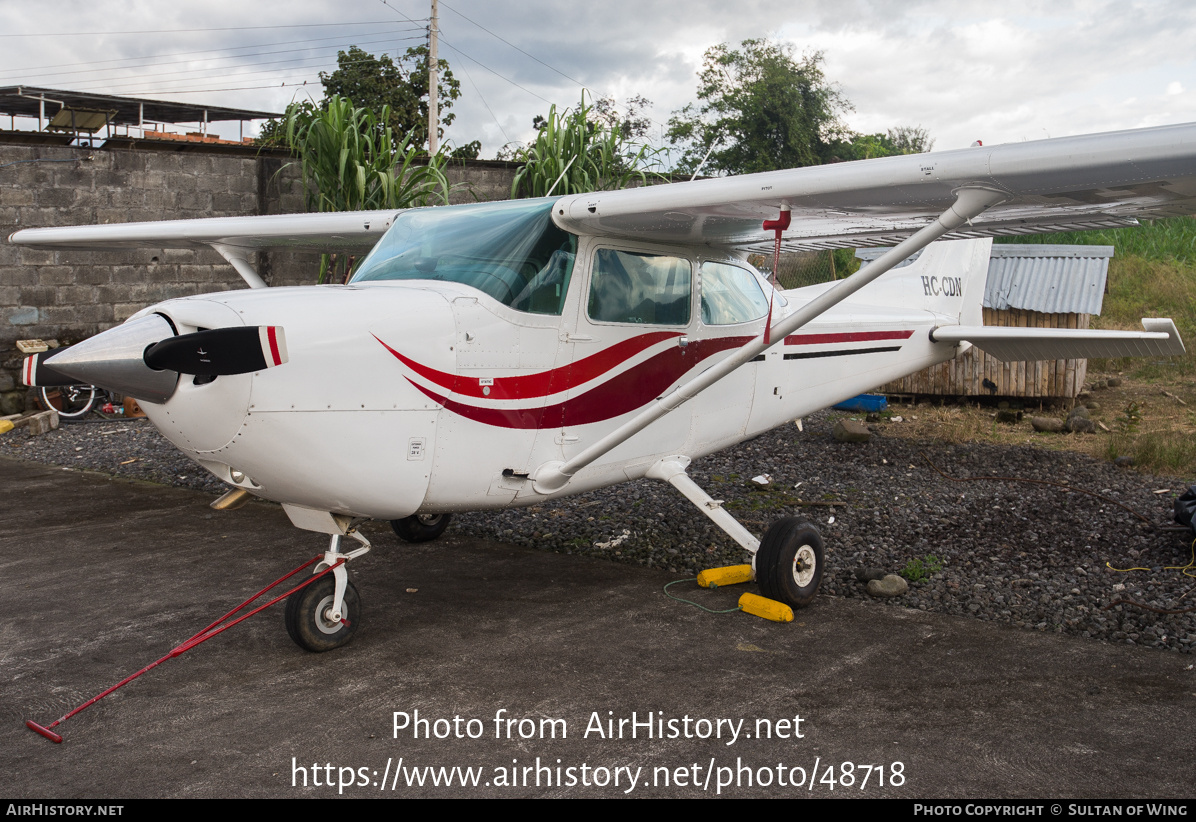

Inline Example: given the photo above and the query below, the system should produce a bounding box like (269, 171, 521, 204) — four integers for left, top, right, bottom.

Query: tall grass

(280, 96, 451, 282)
(994, 215, 1196, 264)
(509, 93, 666, 198)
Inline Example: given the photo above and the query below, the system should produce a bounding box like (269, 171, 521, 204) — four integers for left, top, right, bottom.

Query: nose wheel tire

(390, 513, 452, 543)
(755, 518, 824, 609)
(285, 577, 361, 652)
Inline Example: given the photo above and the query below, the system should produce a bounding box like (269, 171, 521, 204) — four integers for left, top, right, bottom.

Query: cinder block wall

(0, 141, 518, 408)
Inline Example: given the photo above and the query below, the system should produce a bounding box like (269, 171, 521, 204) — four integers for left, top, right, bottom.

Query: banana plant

(510, 92, 665, 199)
(280, 96, 451, 282)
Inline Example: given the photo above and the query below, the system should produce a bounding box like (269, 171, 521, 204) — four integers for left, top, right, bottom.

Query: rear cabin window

(700, 261, 770, 325)
(587, 249, 691, 325)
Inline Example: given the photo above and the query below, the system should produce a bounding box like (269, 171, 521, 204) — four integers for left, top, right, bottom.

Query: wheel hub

(792, 544, 817, 588)
(315, 596, 346, 635)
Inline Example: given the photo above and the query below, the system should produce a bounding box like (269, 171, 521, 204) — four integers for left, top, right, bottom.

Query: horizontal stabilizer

(931, 319, 1185, 362)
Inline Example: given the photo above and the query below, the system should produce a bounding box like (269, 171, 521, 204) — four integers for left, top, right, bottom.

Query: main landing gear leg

(285, 529, 372, 652)
(646, 456, 824, 609)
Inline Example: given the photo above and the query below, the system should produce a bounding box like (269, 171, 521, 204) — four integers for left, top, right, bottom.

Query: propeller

(144, 326, 288, 376)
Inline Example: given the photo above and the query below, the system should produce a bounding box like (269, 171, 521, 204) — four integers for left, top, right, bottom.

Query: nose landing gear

(284, 530, 371, 652)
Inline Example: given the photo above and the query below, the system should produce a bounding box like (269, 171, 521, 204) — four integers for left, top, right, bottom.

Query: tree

(319, 45, 461, 150)
(666, 39, 934, 175)
(258, 46, 469, 153)
(826, 126, 935, 162)
(666, 39, 852, 176)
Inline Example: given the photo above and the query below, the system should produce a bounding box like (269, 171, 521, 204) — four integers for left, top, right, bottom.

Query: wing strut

(532, 186, 1007, 495)
(211, 243, 268, 289)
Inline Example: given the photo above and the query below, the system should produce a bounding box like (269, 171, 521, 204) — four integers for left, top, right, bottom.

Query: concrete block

(25, 408, 59, 435)
(173, 190, 212, 212)
(34, 266, 77, 286)
(19, 285, 56, 304)
(35, 188, 75, 208)
(56, 285, 99, 305)
(2, 188, 34, 206)
(5, 306, 38, 325)
(165, 172, 198, 192)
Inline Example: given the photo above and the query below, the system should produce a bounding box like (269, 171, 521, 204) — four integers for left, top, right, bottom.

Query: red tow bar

(25, 554, 340, 743)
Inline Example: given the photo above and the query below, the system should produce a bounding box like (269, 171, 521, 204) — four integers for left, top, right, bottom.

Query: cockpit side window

(587, 249, 692, 326)
(700, 261, 770, 325)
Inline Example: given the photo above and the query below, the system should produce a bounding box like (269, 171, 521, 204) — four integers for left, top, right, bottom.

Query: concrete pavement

(2, 457, 1193, 798)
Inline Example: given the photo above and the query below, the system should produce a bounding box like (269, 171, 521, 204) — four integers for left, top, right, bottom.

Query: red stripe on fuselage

(374, 330, 681, 400)
(404, 335, 752, 429)
(784, 330, 914, 346)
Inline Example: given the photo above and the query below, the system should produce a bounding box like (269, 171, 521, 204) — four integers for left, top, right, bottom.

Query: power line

(0, 31, 423, 87)
(0, 20, 421, 37)
(0, 27, 423, 79)
(376, 0, 558, 108)
(439, 1, 585, 89)
(10, 40, 426, 96)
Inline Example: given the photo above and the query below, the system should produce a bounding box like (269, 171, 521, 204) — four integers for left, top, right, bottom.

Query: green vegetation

(278, 95, 451, 282)
(666, 38, 932, 177)
(508, 92, 665, 198)
(994, 215, 1196, 264)
(259, 45, 478, 158)
(900, 555, 943, 582)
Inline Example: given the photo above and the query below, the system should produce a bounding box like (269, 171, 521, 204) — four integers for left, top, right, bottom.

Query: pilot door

(534, 241, 702, 467)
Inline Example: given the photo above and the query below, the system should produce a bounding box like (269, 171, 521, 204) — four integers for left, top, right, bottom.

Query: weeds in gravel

(900, 554, 943, 582)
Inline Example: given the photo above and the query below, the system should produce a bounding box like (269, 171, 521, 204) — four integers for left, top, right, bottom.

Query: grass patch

(1106, 430, 1196, 474)
(900, 555, 943, 582)
(994, 216, 1196, 264)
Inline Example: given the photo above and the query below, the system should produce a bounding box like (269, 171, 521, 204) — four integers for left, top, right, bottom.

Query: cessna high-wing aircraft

(13, 122, 1196, 652)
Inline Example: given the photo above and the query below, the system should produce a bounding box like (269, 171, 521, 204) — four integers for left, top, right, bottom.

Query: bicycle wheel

(39, 384, 98, 420)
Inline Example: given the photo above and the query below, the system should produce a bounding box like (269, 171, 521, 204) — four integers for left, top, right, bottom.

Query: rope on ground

(663, 579, 743, 614)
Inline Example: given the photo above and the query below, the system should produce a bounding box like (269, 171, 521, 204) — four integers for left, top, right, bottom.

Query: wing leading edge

(551, 121, 1196, 253)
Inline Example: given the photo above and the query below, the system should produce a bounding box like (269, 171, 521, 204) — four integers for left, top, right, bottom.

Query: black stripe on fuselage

(783, 345, 903, 361)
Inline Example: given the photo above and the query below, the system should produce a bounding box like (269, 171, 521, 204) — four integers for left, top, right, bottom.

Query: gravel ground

(6, 411, 1195, 654)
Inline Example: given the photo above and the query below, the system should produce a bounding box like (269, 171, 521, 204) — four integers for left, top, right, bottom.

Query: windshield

(351, 198, 577, 315)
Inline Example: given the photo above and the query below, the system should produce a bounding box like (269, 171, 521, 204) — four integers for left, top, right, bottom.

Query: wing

(8, 209, 397, 253)
(551, 122, 1196, 252)
(8, 210, 400, 288)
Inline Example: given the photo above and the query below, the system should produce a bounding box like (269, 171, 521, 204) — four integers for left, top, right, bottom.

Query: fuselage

(123, 229, 987, 521)
(38, 198, 992, 521)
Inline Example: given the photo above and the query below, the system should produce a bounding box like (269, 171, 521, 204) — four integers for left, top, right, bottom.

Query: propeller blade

(144, 326, 288, 376)
(21, 348, 78, 387)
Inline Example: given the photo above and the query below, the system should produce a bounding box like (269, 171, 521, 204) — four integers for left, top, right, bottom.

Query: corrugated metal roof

(855, 244, 1114, 314)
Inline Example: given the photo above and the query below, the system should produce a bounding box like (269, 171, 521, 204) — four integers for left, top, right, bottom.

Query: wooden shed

(870, 244, 1114, 400)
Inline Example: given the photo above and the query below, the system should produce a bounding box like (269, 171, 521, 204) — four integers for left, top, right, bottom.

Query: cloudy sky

(0, 0, 1192, 159)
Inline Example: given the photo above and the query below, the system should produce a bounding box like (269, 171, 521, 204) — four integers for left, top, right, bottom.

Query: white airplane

(13, 122, 1195, 652)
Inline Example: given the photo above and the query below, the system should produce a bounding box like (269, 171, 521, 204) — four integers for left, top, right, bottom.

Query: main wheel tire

(756, 518, 824, 609)
(284, 577, 361, 652)
(390, 513, 452, 543)
(39, 384, 97, 420)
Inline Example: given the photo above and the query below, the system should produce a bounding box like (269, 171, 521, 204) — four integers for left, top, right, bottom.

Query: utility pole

(428, 0, 439, 155)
